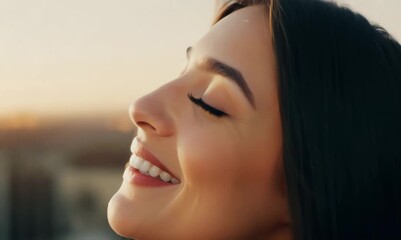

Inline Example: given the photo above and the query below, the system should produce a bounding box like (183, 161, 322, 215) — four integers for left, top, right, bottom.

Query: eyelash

(187, 93, 228, 117)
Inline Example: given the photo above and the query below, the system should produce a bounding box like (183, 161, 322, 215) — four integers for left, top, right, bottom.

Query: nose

(129, 88, 175, 137)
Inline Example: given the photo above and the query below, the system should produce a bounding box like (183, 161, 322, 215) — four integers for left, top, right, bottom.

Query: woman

(108, 0, 401, 239)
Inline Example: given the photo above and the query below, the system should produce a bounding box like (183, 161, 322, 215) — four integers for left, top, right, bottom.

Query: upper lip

(131, 138, 179, 180)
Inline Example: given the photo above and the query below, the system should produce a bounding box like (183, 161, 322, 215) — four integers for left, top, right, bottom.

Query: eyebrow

(186, 47, 255, 108)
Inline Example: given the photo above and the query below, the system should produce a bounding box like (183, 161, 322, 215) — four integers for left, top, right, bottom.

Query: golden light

(0, 113, 40, 130)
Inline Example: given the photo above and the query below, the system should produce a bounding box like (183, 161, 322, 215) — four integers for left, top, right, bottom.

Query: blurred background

(0, 0, 399, 239)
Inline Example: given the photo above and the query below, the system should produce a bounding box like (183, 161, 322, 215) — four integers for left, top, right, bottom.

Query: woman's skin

(108, 5, 291, 240)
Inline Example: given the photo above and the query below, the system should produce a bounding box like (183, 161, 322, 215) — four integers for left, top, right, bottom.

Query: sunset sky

(1, 0, 400, 118)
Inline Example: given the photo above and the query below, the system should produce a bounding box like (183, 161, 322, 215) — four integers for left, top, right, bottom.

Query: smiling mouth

(129, 154, 180, 184)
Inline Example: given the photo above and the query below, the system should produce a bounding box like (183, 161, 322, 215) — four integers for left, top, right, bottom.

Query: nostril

(136, 121, 156, 131)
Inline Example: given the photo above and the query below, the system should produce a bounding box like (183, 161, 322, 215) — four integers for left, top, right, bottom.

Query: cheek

(176, 121, 280, 194)
(178, 126, 241, 187)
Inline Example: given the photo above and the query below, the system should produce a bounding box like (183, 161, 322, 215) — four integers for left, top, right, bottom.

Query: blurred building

(0, 151, 10, 240)
(0, 115, 133, 240)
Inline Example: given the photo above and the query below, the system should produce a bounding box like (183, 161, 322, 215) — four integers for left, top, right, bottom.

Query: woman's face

(108, 5, 290, 239)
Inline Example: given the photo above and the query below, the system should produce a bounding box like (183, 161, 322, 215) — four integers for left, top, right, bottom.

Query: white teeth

(130, 138, 138, 154)
(129, 154, 180, 184)
(149, 166, 161, 177)
(171, 178, 179, 184)
(159, 171, 172, 182)
(131, 155, 144, 169)
(129, 155, 136, 166)
(139, 160, 151, 174)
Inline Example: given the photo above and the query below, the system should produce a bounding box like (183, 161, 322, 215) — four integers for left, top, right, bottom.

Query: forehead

(192, 5, 278, 110)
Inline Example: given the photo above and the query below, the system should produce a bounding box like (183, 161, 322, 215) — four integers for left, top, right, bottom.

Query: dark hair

(216, 0, 401, 239)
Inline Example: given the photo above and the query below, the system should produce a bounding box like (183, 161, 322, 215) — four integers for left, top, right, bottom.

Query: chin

(107, 190, 139, 239)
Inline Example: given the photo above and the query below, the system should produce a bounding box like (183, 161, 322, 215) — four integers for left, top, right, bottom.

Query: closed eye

(187, 93, 228, 118)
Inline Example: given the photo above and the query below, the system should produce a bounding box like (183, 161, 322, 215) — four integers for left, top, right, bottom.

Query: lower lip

(123, 166, 173, 187)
